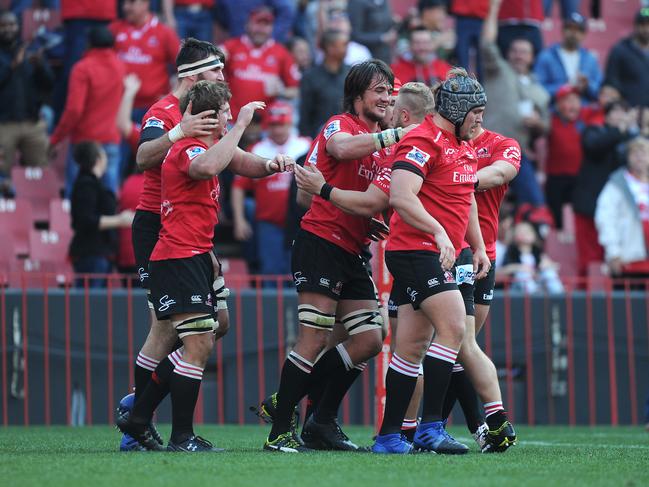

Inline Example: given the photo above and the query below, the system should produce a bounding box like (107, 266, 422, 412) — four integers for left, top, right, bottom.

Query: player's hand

(472, 247, 491, 280)
(236, 101, 266, 129)
(368, 217, 390, 242)
(267, 154, 295, 173)
(234, 218, 253, 241)
(118, 209, 135, 227)
(433, 229, 455, 270)
(294, 164, 325, 195)
(123, 73, 141, 96)
(180, 101, 218, 137)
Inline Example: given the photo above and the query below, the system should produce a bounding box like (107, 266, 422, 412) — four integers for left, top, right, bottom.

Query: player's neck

(432, 113, 455, 135)
(173, 79, 193, 101)
(356, 112, 379, 132)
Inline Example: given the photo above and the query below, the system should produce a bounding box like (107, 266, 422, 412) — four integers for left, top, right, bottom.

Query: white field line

(455, 436, 649, 450)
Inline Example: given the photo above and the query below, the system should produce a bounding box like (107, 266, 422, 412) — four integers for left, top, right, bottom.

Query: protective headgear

(435, 74, 486, 136)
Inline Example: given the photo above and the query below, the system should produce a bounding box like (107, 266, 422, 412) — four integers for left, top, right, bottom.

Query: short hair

(320, 29, 348, 50)
(343, 60, 394, 115)
(73, 141, 103, 173)
(604, 99, 628, 115)
(397, 82, 436, 119)
(418, 0, 446, 12)
(180, 80, 231, 115)
(628, 136, 649, 154)
(176, 37, 225, 68)
(88, 26, 114, 49)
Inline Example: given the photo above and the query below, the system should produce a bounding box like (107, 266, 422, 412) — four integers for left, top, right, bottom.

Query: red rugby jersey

(110, 15, 180, 109)
(150, 138, 220, 261)
(472, 129, 521, 260)
(136, 93, 181, 213)
(390, 57, 451, 86)
(300, 113, 381, 255)
(221, 36, 300, 119)
(387, 115, 477, 253)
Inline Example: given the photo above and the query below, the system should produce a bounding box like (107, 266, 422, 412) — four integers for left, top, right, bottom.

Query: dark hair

(176, 37, 225, 68)
(320, 29, 347, 50)
(418, 0, 446, 12)
(604, 99, 629, 115)
(180, 80, 231, 115)
(73, 141, 104, 173)
(88, 26, 114, 49)
(343, 60, 394, 115)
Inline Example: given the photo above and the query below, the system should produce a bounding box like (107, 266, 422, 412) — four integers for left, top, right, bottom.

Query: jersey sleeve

(371, 166, 392, 196)
(179, 144, 207, 174)
(322, 115, 355, 141)
(391, 134, 437, 179)
(491, 137, 522, 171)
(139, 106, 175, 144)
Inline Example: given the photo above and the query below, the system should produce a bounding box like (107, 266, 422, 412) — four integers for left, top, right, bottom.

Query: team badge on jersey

(323, 120, 341, 140)
(405, 146, 430, 167)
(186, 146, 206, 160)
(503, 146, 521, 162)
(143, 117, 164, 129)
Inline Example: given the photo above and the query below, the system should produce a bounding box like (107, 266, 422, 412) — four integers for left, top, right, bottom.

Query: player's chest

(115, 30, 165, 62)
(230, 48, 281, 73)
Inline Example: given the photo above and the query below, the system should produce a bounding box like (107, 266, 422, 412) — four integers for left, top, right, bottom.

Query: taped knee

(298, 304, 335, 331)
(213, 276, 230, 310)
(341, 308, 383, 336)
(173, 315, 219, 339)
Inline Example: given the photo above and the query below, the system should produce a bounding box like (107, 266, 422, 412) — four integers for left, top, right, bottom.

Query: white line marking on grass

(455, 437, 649, 450)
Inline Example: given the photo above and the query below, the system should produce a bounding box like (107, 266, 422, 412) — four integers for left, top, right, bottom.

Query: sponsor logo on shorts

(406, 287, 418, 302)
(319, 277, 330, 287)
(143, 116, 164, 129)
(405, 146, 430, 167)
(138, 267, 149, 282)
(323, 120, 341, 140)
(293, 272, 307, 286)
(191, 295, 202, 303)
(483, 290, 494, 301)
(158, 295, 176, 312)
(443, 271, 455, 284)
(332, 281, 343, 296)
(427, 278, 439, 288)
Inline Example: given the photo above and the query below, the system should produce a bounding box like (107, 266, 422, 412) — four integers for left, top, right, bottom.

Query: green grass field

(1, 425, 647, 487)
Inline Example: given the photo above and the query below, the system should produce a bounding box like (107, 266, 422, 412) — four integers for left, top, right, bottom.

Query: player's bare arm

(464, 194, 491, 279)
(230, 149, 295, 178)
(137, 101, 219, 171)
(390, 168, 455, 270)
(189, 101, 265, 179)
(475, 160, 519, 190)
(294, 164, 388, 217)
(326, 126, 415, 161)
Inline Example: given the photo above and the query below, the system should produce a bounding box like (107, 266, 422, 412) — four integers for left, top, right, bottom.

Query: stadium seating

(29, 228, 71, 263)
(21, 8, 61, 42)
(11, 166, 61, 222)
(6, 258, 73, 288)
(219, 257, 249, 291)
(0, 198, 34, 257)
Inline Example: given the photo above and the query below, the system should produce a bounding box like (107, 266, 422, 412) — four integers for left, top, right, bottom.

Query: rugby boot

(167, 435, 224, 452)
(482, 420, 517, 453)
(115, 409, 164, 451)
(116, 393, 164, 448)
(264, 431, 313, 453)
(250, 392, 301, 439)
(371, 433, 414, 454)
(473, 423, 489, 452)
(301, 415, 362, 451)
(413, 421, 469, 454)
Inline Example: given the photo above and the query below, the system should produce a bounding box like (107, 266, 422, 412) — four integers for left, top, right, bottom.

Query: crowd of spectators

(2, 0, 649, 288)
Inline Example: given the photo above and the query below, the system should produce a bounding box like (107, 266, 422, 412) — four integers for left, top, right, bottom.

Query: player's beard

(362, 105, 385, 124)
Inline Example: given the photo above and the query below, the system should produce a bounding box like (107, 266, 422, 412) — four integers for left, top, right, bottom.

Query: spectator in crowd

(534, 13, 602, 102)
(51, 26, 126, 197)
(214, 0, 295, 43)
(0, 9, 54, 177)
(116, 73, 142, 157)
(450, 0, 489, 78)
(391, 26, 451, 86)
(231, 102, 311, 278)
(501, 220, 564, 293)
(605, 8, 649, 108)
(497, 0, 544, 56)
(162, 0, 213, 42)
(54, 0, 117, 120)
(287, 36, 313, 73)
(299, 28, 350, 138)
(481, 0, 549, 206)
(543, 0, 581, 18)
(573, 100, 635, 276)
(582, 83, 621, 126)
(418, 0, 455, 61)
(321, 9, 371, 66)
(221, 7, 300, 119)
(110, 0, 180, 119)
(69, 141, 134, 288)
(347, 0, 395, 63)
(596, 136, 649, 280)
(544, 85, 585, 231)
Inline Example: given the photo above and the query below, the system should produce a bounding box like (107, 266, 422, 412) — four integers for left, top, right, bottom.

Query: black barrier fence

(1, 287, 647, 426)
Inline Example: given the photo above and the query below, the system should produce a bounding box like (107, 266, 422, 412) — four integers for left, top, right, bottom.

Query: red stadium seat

(29, 229, 71, 263)
(219, 257, 249, 291)
(0, 198, 34, 257)
(7, 259, 73, 289)
(21, 8, 61, 42)
(545, 229, 578, 278)
(49, 198, 71, 234)
(11, 166, 61, 222)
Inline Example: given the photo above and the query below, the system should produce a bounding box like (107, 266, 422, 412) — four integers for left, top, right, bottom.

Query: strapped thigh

(298, 304, 335, 331)
(172, 314, 219, 339)
(341, 308, 383, 336)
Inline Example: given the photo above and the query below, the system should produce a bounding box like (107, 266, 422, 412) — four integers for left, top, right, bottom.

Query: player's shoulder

(321, 113, 357, 140)
(143, 95, 179, 123)
(400, 116, 442, 151)
(175, 138, 208, 160)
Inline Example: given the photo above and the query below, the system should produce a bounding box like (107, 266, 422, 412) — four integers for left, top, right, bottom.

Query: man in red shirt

(263, 60, 407, 453)
(232, 102, 311, 277)
(110, 0, 180, 115)
(221, 7, 300, 119)
(391, 27, 452, 86)
(51, 26, 125, 198)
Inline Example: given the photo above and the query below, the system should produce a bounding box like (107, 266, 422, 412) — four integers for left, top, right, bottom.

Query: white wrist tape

(265, 159, 274, 174)
(168, 124, 185, 143)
